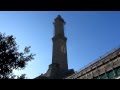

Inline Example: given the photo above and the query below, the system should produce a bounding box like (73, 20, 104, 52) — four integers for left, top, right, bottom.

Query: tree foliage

(0, 33, 35, 79)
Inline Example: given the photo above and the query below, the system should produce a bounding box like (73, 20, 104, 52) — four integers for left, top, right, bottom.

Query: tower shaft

(39, 15, 74, 79)
(52, 15, 68, 71)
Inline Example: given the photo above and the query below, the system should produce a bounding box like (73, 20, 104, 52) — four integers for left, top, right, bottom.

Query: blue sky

(0, 11, 120, 79)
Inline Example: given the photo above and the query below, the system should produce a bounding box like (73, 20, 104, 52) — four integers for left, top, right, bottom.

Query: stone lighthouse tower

(44, 15, 74, 79)
(35, 15, 74, 79)
(52, 15, 68, 71)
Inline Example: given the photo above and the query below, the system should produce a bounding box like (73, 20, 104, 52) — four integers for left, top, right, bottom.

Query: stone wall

(66, 48, 120, 79)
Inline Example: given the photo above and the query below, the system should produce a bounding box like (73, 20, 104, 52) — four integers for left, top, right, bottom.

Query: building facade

(66, 46, 120, 79)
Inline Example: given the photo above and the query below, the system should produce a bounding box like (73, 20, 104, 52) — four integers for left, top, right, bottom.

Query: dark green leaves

(0, 33, 35, 79)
